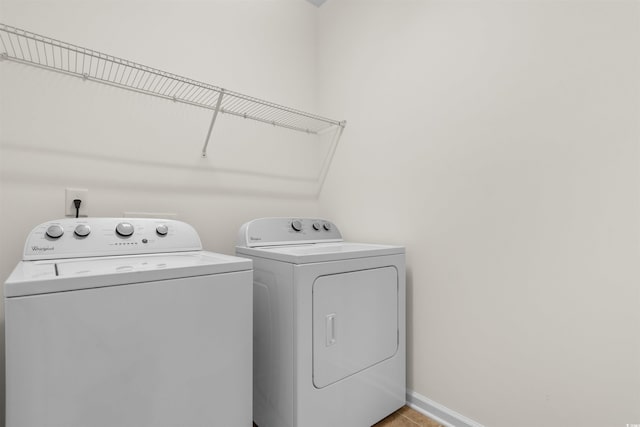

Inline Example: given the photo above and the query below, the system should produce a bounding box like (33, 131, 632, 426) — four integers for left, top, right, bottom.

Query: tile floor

(252, 406, 443, 427)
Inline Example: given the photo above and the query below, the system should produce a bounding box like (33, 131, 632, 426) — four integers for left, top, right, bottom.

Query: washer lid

(5, 251, 252, 297)
(236, 242, 404, 264)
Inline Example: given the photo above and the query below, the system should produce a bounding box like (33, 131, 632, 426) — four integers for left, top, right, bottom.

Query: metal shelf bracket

(202, 89, 225, 158)
(316, 121, 346, 196)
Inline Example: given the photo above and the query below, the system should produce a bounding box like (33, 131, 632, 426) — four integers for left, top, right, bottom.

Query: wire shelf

(0, 23, 345, 158)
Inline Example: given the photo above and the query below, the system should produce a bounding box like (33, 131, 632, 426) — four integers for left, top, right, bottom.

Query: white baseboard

(406, 390, 485, 427)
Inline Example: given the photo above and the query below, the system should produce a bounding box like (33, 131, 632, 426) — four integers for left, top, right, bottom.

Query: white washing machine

(236, 217, 406, 427)
(5, 218, 253, 427)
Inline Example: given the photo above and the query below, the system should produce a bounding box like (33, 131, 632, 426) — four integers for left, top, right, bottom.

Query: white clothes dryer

(236, 217, 405, 427)
(5, 218, 253, 427)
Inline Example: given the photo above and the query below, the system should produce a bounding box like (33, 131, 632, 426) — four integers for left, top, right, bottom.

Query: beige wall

(2, 1, 640, 426)
(0, 0, 324, 423)
(317, 1, 640, 426)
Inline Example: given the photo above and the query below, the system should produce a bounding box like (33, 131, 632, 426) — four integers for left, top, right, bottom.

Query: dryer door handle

(326, 313, 337, 347)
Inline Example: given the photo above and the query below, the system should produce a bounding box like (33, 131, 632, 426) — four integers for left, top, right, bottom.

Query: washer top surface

(6, 218, 251, 297)
(236, 218, 404, 264)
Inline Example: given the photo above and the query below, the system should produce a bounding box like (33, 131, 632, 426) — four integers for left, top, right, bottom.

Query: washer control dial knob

(312, 222, 321, 231)
(291, 220, 303, 232)
(323, 222, 332, 231)
(115, 222, 134, 237)
(156, 224, 169, 236)
(46, 224, 64, 239)
(74, 224, 91, 237)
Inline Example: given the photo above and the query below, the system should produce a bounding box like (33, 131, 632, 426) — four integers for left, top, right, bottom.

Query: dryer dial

(291, 220, 303, 232)
(323, 222, 332, 231)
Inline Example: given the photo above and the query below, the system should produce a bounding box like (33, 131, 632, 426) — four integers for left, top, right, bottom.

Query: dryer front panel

(312, 266, 398, 388)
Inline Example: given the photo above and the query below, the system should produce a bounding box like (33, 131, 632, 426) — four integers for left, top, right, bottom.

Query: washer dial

(291, 220, 303, 232)
(115, 222, 134, 237)
(46, 224, 64, 239)
(156, 224, 169, 236)
(74, 224, 91, 237)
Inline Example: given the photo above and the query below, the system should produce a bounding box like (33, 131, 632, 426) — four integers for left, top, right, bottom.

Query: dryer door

(312, 266, 398, 388)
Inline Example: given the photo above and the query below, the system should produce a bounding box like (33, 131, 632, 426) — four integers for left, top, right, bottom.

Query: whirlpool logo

(31, 246, 54, 252)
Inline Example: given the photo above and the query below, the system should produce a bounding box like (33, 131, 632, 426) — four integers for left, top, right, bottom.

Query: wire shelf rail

(0, 23, 346, 158)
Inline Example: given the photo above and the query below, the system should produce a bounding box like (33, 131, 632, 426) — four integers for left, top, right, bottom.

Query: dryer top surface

(236, 242, 404, 264)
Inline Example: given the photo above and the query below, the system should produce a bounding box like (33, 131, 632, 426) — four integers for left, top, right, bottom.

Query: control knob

(312, 222, 321, 231)
(115, 222, 134, 237)
(323, 222, 332, 231)
(291, 220, 303, 232)
(74, 224, 91, 237)
(46, 224, 64, 239)
(156, 224, 168, 236)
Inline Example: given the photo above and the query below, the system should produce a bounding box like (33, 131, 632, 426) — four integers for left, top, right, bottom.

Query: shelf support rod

(316, 121, 346, 197)
(201, 89, 225, 158)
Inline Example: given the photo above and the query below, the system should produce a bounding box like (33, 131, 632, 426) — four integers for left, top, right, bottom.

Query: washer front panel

(5, 271, 253, 427)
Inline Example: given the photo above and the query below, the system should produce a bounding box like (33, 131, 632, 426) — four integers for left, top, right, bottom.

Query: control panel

(237, 218, 342, 248)
(23, 218, 203, 260)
